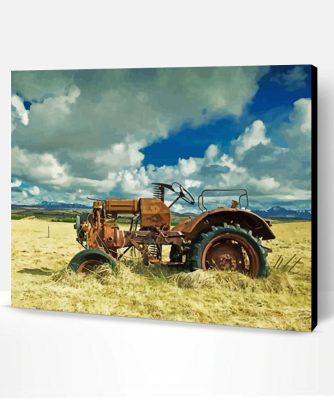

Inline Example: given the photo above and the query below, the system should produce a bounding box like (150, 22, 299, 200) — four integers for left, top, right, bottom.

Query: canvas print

(11, 65, 317, 331)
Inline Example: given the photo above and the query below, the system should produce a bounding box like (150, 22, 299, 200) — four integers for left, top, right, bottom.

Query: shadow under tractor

(68, 182, 275, 277)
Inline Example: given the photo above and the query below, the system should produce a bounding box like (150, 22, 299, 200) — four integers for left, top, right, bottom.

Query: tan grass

(11, 219, 312, 331)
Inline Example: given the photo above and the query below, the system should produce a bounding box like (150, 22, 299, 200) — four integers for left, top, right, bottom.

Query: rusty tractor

(68, 182, 275, 277)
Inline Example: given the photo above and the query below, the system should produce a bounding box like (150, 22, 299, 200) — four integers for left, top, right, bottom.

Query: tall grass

(11, 219, 312, 331)
(53, 257, 302, 294)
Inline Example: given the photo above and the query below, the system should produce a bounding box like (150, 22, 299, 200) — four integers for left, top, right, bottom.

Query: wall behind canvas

(0, 0, 333, 398)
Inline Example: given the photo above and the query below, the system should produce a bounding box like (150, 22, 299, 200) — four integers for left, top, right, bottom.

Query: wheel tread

(188, 223, 269, 277)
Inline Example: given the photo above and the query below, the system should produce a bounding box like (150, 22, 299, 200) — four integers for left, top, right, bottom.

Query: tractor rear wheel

(188, 224, 268, 277)
(68, 249, 116, 273)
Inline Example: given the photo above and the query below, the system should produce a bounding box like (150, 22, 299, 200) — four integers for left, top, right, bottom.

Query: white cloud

(26, 84, 81, 129)
(11, 67, 269, 203)
(12, 146, 69, 186)
(138, 144, 284, 204)
(233, 120, 270, 159)
(205, 144, 219, 160)
(219, 154, 238, 171)
(233, 99, 312, 198)
(171, 203, 186, 213)
(11, 95, 29, 129)
(12, 67, 267, 177)
(250, 176, 280, 192)
(178, 157, 199, 176)
(11, 178, 22, 188)
(285, 98, 311, 139)
(11, 132, 310, 209)
(11, 146, 119, 193)
(11, 67, 312, 210)
(26, 186, 40, 196)
(84, 141, 145, 170)
(118, 167, 151, 196)
(184, 179, 202, 189)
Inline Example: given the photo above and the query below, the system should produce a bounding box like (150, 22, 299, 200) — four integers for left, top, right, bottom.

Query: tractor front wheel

(188, 224, 268, 277)
(68, 249, 116, 273)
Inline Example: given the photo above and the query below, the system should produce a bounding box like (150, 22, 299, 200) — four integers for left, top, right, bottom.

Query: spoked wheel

(189, 224, 269, 277)
(68, 249, 116, 273)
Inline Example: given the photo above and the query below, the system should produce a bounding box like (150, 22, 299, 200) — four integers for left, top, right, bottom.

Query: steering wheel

(172, 182, 195, 205)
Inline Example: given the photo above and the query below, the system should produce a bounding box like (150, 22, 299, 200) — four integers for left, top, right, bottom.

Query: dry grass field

(11, 218, 312, 331)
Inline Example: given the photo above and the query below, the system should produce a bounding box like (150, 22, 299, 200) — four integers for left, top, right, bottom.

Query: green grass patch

(11, 214, 27, 220)
(51, 218, 76, 223)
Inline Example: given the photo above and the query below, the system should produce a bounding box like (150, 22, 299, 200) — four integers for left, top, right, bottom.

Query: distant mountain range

(12, 201, 91, 209)
(174, 206, 311, 219)
(252, 206, 311, 220)
(12, 202, 311, 219)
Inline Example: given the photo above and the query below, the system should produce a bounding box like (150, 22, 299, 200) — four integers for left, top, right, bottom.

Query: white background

(1, 0, 333, 398)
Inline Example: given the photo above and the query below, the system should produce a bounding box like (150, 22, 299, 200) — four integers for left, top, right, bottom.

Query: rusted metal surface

(105, 199, 139, 214)
(172, 207, 275, 240)
(71, 181, 275, 275)
(139, 198, 170, 229)
(93, 200, 103, 209)
(103, 224, 125, 249)
(77, 259, 104, 273)
(125, 230, 184, 246)
(201, 233, 259, 276)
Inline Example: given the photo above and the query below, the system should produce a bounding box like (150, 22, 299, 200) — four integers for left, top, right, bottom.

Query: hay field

(11, 218, 312, 331)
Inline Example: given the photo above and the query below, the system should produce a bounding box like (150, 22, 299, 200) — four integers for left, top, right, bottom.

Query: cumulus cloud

(118, 167, 151, 196)
(251, 176, 280, 192)
(184, 179, 202, 189)
(233, 99, 311, 198)
(11, 178, 22, 188)
(233, 120, 270, 160)
(179, 157, 200, 176)
(11, 146, 119, 194)
(137, 99, 311, 209)
(12, 146, 69, 187)
(12, 66, 267, 163)
(26, 186, 40, 196)
(284, 98, 311, 143)
(11, 66, 270, 203)
(11, 95, 29, 129)
(205, 144, 219, 160)
(105, 141, 287, 209)
(11, 67, 312, 210)
(82, 141, 145, 171)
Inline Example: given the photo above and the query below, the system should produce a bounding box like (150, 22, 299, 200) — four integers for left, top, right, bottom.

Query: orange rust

(105, 199, 138, 214)
(93, 200, 103, 209)
(201, 233, 259, 277)
(139, 198, 170, 229)
(102, 224, 125, 248)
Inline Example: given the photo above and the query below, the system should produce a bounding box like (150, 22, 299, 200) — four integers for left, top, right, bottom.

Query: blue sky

(11, 65, 313, 211)
(143, 66, 312, 167)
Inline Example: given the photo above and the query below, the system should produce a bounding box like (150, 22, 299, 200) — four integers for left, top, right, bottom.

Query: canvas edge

(311, 65, 318, 331)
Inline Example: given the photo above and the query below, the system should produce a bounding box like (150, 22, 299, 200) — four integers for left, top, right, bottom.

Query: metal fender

(173, 207, 275, 241)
